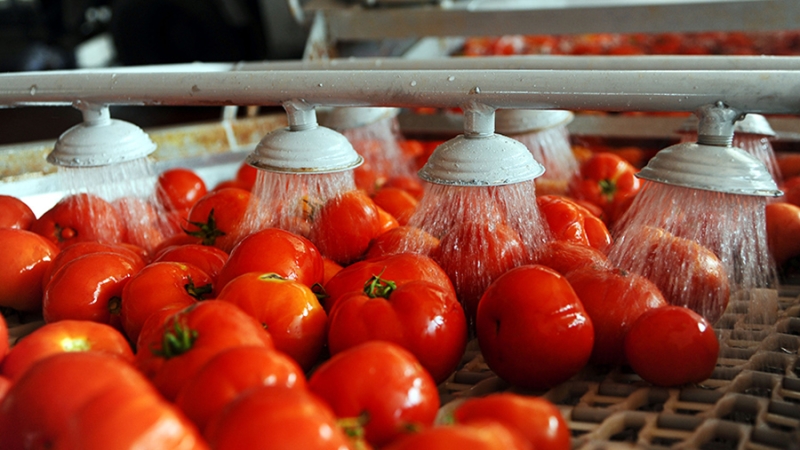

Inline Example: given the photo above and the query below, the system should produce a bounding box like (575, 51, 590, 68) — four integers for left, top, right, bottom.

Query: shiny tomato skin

(452, 393, 570, 450)
(372, 187, 418, 226)
(364, 225, 440, 259)
(568, 152, 641, 224)
(534, 240, 611, 276)
(120, 261, 215, 345)
(0, 195, 35, 230)
(0, 376, 9, 405)
(322, 252, 455, 313)
(185, 187, 252, 252)
(41, 241, 146, 292)
(204, 385, 354, 450)
(308, 341, 440, 448)
(152, 243, 229, 283)
(31, 193, 126, 248)
(375, 204, 400, 234)
(765, 202, 800, 266)
(476, 265, 594, 390)
(624, 306, 719, 387)
(235, 161, 258, 191)
(42, 252, 142, 330)
(327, 279, 467, 384)
(566, 265, 667, 365)
(536, 195, 612, 252)
(322, 257, 344, 284)
(175, 346, 306, 433)
(215, 273, 328, 371)
(0, 228, 59, 311)
(0, 319, 134, 382)
(309, 189, 384, 265)
(156, 167, 208, 212)
(135, 300, 274, 401)
(383, 420, 532, 450)
(0, 314, 7, 362)
(215, 227, 325, 294)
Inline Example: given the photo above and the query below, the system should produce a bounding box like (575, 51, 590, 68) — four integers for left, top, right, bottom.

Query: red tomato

(476, 265, 594, 390)
(383, 174, 425, 201)
(0, 314, 7, 362)
(0, 376, 9, 405)
(766, 202, 800, 266)
(156, 167, 208, 211)
(175, 346, 306, 432)
(184, 187, 252, 252)
(31, 193, 126, 248)
(375, 204, 400, 234)
(42, 252, 142, 330)
(533, 240, 611, 276)
(204, 386, 354, 450)
(566, 265, 667, 365)
(120, 261, 214, 345)
(215, 227, 324, 293)
(235, 161, 258, 191)
(322, 252, 455, 313)
(321, 257, 343, 284)
(41, 241, 146, 292)
(152, 243, 228, 283)
(0, 228, 59, 311)
(309, 189, 384, 265)
(383, 420, 532, 450)
(365, 225, 440, 259)
(568, 152, 642, 225)
(327, 275, 467, 383)
(0, 195, 35, 230)
(536, 195, 612, 252)
(372, 187, 418, 226)
(308, 341, 440, 448)
(0, 319, 134, 382)
(135, 300, 274, 401)
(624, 306, 719, 387)
(452, 393, 570, 450)
(215, 273, 327, 371)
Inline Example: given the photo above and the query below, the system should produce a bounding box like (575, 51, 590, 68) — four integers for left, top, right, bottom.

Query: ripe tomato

(372, 187, 418, 226)
(383, 420, 532, 450)
(215, 273, 327, 371)
(31, 193, 126, 248)
(204, 386, 354, 450)
(41, 241, 146, 292)
(322, 252, 455, 313)
(451, 393, 570, 450)
(322, 257, 344, 284)
(42, 252, 142, 330)
(0, 319, 134, 382)
(175, 346, 306, 432)
(566, 265, 667, 365)
(0, 314, 7, 362)
(766, 202, 800, 266)
(0, 376, 9, 405)
(135, 300, 274, 401)
(156, 167, 208, 212)
(0, 195, 35, 230)
(624, 306, 719, 387)
(184, 187, 252, 252)
(536, 195, 612, 252)
(476, 265, 594, 390)
(215, 227, 324, 293)
(0, 228, 59, 311)
(375, 204, 400, 234)
(308, 341, 440, 448)
(235, 161, 258, 191)
(382, 174, 425, 200)
(365, 225, 440, 259)
(120, 261, 214, 345)
(152, 243, 228, 284)
(533, 240, 611, 276)
(568, 152, 641, 225)
(327, 275, 467, 383)
(309, 189, 383, 265)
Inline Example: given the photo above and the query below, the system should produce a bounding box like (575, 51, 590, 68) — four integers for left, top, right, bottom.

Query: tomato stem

(311, 283, 329, 302)
(598, 179, 617, 202)
(185, 276, 213, 300)
(183, 209, 225, 246)
(363, 271, 396, 299)
(151, 317, 198, 359)
(108, 296, 122, 316)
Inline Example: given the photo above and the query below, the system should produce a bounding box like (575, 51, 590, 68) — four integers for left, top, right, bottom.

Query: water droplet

(410, 81, 417, 87)
(447, 76, 455, 82)
(29, 85, 37, 96)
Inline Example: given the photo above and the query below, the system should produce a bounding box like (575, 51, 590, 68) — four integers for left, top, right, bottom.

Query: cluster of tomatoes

(0, 140, 753, 449)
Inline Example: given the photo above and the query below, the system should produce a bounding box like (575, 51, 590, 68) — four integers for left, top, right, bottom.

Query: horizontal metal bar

(2, 68, 800, 114)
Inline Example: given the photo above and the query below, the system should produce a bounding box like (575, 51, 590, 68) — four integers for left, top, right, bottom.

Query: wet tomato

(155, 167, 208, 212)
(624, 305, 719, 387)
(31, 193, 126, 248)
(215, 227, 324, 293)
(383, 421, 532, 450)
(112, 196, 171, 254)
(0, 314, 7, 362)
(766, 202, 800, 266)
(382, 174, 425, 200)
(42, 252, 143, 330)
(235, 161, 258, 191)
(365, 225, 439, 260)
(120, 261, 214, 345)
(309, 189, 383, 265)
(372, 187, 418, 226)
(152, 243, 228, 284)
(215, 273, 327, 371)
(41, 241, 146, 292)
(0, 195, 35, 230)
(327, 274, 467, 383)
(566, 265, 667, 365)
(184, 187, 252, 252)
(0, 228, 59, 312)
(568, 152, 641, 225)
(0, 319, 134, 382)
(533, 240, 611, 276)
(476, 265, 594, 390)
(322, 257, 344, 284)
(308, 341, 440, 448)
(204, 386, 354, 450)
(375, 204, 400, 234)
(536, 195, 612, 252)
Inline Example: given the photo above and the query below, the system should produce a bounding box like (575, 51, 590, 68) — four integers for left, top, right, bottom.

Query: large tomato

(215, 227, 324, 294)
(372, 187, 418, 226)
(0, 314, 8, 363)
(566, 265, 667, 365)
(156, 167, 208, 212)
(327, 275, 467, 384)
(215, 273, 327, 371)
(0, 195, 35, 230)
(0, 228, 59, 312)
(135, 300, 274, 401)
(204, 386, 355, 450)
(31, 193, 126, 248)
(533, 240, 611, 276)
(567, 152, 641, 225)
(309, 189, 384, 265)
(152, 243, 229, 284)
(365, 225, 440, 259)
(0, 319, 134, 382)
(536, 194, 612, 252)
(41, 241, 146, 292)
(308, 341, 440, 448)
(476, 264, 594, 390)
(383, 421, 532, 450)
(120, 261, 214, 345)
(184, 187, 252, 252)
(624, 306, 719, 387)
(765, 202, 800, 266)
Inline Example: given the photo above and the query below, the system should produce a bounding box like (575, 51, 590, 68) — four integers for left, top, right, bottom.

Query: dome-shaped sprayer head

(246, 100, 363, 174)
(47, 101, 157, 167)
(494, 109, 574, 135)
(318, 106, 400, 131)
(638, 102, 781, 197)
(418, 103, 545, 186)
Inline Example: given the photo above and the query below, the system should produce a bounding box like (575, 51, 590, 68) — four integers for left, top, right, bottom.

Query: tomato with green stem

(184, 187, 252, 252)
(568, 152, 641, 225)
(31, 193, 126, 248)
